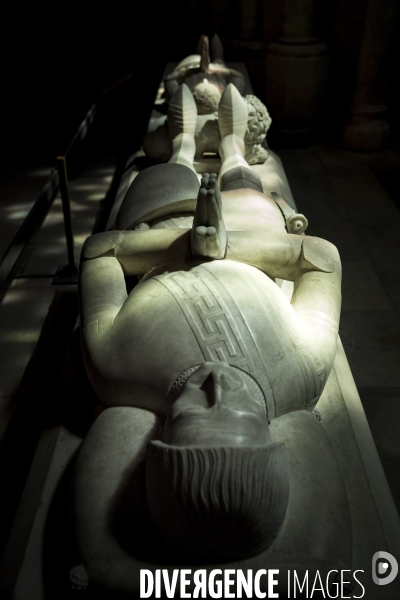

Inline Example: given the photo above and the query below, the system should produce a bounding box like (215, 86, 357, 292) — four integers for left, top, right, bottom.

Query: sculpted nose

(205, 369, 242, 408)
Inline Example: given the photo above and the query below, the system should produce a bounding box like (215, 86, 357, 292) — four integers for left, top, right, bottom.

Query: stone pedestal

(265, 0, 328, 142)
(343, 0, 395, 151)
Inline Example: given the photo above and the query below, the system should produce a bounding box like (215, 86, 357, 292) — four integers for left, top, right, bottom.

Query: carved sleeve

(79, 256, 128, 339)
(115, 229, 191, 274)
(291, 237, 342, 372)
(226, 232, 342, 371)
(81, 229, 191, 276)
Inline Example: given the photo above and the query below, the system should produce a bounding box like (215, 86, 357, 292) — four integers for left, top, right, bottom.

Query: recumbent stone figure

(143, 34, 271, 166)
(73, 82, 350, 591)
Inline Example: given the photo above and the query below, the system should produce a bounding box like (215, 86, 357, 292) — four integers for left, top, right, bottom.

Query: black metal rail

(0, 102, 98, 299)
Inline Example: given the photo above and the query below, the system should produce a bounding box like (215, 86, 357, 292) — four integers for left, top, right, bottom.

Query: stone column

(211, 0, 230, 37)
(238, 0, 261, 41)
(343, 0, 395, 151)
(265, 0, 329, 141)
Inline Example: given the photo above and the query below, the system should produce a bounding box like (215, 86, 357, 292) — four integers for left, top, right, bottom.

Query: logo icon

(372, 551, 398, 586)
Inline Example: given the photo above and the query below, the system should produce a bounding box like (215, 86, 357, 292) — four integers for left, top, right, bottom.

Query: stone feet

(191, 172, 227, 260)
(168, 84, 197, 141)
(218, 83, 248, 140)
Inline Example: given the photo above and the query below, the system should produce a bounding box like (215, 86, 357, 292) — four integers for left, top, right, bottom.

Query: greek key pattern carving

(155, 268, 254, 375)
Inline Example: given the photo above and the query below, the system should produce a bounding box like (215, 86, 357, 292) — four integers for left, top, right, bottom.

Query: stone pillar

(211, 0, 230, 37)
(230, 0, 265, 95)
(238, 0, 261, 41)
(265, 0, 329, 141)
(343, 0, 395, 151)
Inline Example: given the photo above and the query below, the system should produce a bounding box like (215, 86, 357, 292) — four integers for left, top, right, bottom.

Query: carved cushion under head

(115, 163, 200, 230)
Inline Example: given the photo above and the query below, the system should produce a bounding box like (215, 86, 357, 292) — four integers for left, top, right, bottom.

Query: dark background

(1, 5, 168, 162)
(2, 2, 399, 165)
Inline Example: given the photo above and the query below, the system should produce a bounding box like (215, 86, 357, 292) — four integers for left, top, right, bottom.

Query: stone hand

(191, 173, 227, 259)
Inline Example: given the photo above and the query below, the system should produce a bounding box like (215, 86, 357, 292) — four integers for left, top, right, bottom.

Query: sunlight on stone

(2, 289, 28, 304)
(87, 193, 105, 201)
(1, 330, 42, 344)
(6, 203, 34, 211)
(74, 183, 105, 192)
(72, 205, 93, 212)
(7, 211, 30, 220)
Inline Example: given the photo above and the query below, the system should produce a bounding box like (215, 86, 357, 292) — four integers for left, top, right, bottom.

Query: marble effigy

(164, 34, 246, 102)
(2, 46, 399, 600)
(72, 78, 353, 594)
(143, 36, 271, 166)
(143, 93, 271, 166)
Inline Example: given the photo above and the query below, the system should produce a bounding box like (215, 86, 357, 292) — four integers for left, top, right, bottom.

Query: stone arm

(227, 232, 342, 370)
(80, 230, 341, 376)
(79, 229, 191, 337)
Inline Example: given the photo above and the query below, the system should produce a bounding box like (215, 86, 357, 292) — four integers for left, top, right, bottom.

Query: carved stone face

(162, 362, 271, 448)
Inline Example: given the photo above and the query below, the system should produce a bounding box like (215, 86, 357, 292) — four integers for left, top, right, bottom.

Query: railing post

(52, 156, 79, 284)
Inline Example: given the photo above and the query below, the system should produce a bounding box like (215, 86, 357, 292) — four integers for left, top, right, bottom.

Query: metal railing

(0, 102, 98, 296)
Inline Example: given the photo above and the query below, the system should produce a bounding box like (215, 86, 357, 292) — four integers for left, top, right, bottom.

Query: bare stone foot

(218, 83, 248, 140)
(168, 84, 198, 140)
(191, 172, 227, 259)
